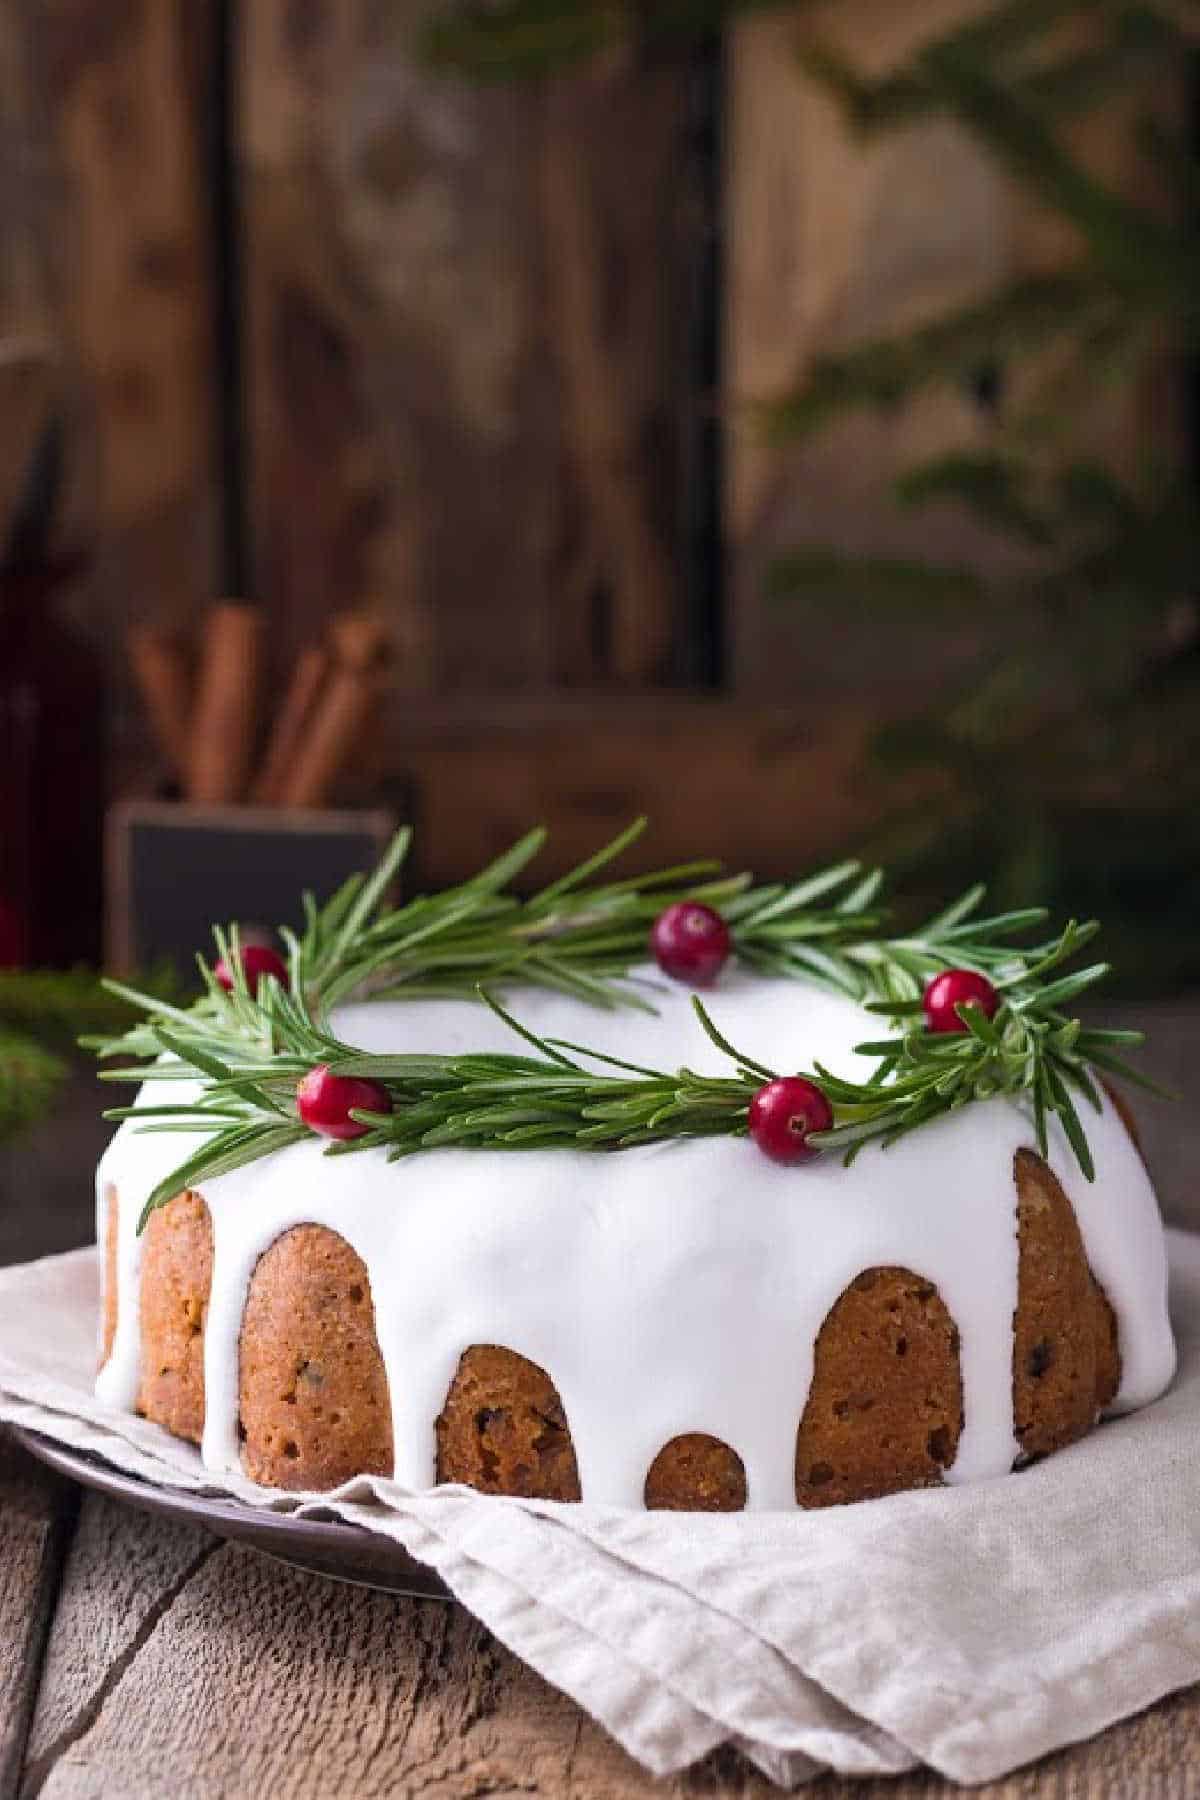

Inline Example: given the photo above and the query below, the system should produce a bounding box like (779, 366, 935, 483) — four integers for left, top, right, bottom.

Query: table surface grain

(1, 1002, 1198, 1799)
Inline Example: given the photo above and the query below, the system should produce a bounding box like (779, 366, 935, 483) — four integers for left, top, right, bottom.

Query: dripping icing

(95, 967, 1177, 1507)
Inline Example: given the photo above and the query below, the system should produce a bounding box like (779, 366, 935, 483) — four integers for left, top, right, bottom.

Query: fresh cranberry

(649, 901, 731, 986)
(748, 1076, 833, 1163)
(922, 967, 1000, 1034)
(296, 1064, 393, 1141)
(214, 943, 289, 996)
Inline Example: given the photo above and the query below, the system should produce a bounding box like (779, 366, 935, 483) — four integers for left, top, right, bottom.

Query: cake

(95, 965, 1176, 1509)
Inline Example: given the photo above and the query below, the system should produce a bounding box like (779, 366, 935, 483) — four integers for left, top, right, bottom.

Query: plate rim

(8, 1423, 452, 1601)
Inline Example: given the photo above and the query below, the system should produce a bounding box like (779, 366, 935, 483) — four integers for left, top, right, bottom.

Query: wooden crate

(105, 800, 396, 975)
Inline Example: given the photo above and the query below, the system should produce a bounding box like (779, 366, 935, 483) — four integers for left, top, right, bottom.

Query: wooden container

(105, 801, 397, 977)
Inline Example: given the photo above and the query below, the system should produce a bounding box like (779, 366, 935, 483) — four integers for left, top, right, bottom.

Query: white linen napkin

(2, 1234, 1200, 1789)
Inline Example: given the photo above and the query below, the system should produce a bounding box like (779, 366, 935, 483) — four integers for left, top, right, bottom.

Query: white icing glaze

(95, 967, 1177, 1507)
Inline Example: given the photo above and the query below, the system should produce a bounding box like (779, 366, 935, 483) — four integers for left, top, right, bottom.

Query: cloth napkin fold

(3, 1236, 1200, 1789)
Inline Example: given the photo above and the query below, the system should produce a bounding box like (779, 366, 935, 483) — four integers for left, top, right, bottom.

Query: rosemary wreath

(89, 821, 1159, 1230)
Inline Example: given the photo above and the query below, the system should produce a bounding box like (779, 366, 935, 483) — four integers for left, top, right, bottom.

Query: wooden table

(3, 1004, 1199, 1798)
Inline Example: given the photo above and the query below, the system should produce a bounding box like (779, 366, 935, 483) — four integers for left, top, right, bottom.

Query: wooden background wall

(2, 0, 1175, 887)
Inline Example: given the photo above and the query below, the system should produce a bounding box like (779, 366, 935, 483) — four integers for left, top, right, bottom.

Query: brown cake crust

(115, 1140, 1127, 1505)
(435, 1344, 581, 1501)
(1012, 1148, 1120, 1461)
(644, 1434, 747, 1511)
(100, 1188, 119, 1369)
(136, 1190, 213, 1444)
(239, 1224, 393, 1490)
(795, 1266, 963, 1507)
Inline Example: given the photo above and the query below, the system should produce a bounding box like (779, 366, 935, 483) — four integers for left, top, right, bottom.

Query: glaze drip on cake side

(95, 968, 1176, 1507)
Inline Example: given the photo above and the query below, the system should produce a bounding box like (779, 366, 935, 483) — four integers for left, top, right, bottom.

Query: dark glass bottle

(0, 549, 103, 967)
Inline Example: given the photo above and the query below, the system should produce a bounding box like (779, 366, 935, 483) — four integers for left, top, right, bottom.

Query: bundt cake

(95, 968, 1175, 1507)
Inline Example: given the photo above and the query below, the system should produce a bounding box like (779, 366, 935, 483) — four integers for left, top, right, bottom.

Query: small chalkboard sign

(106, 802, 398, 975)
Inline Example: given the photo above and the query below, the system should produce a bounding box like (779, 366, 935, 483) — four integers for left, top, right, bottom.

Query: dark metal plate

(9, 1425, 451, 1600)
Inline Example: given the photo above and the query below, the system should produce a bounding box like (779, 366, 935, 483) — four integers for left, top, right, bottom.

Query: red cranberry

(649, 901, 731, 986)
(922, 967, 1000, 1034)
(214, 943, 289, 996)
(748, 1076, 833, 1164)
(296, 1064, 393, 1141)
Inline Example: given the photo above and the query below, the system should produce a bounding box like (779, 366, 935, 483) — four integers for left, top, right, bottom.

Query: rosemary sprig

(806, 917, 1161, 1178)
(87, 822, 1161, 1224)
(90, 819, 892, 1062)
(100, 988, 765, 1228)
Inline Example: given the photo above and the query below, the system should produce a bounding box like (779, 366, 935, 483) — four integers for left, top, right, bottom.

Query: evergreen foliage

(0, 967, 183, 1144)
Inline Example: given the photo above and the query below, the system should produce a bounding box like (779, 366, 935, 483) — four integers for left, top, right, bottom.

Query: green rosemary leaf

(796, 945, 871, 994)
(137, 1122, 309, 1229)
(851, 1038, 911, 1062)
(915, 882, 987, 936)
(938, 906, 1049, 941)
(526, 817, 648, 908)
(101, 1103, 248, 1122)
(477, 988, 582, 1069)
(690, 999, 778, 1081)
(321, 826, 413, 974)
(1014, 962, 1110, 1011)
(465, 826, 549, 895)
(85, 820, 1163, 1193)
(603, 860, 732, 898)
(543, 1039, 665, 1079)
(1064, 1058, 1104, 1114)
(1076, 1047, 1176, 1099)
(837, 868, 886, 913)
(1033, 1061, 1049, 1157)
(956, 1000, 1005, 1048)
(1043, 1061, 1095, 1182)
(97, 979, 202, 1035)
(735, 860, 864, 930)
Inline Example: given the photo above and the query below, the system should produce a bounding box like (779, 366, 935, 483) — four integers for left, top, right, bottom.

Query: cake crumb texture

(795, 1265, 963, 1507)
(100, 1188, 119, 1369)
(137, 1189, 212, 1445)
(1012, 1148, 1120, 1461)
(239, 1224, 393, 1490)
(436, 1344, 582, 1501)
(644, 1434, 747, 1511)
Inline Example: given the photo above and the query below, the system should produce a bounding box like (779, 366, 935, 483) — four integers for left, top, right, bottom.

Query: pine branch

(763, 272, 1112, 441)
(919, 42, 1197, 307)
(422, 0, 811, 78)
(765, 549, 989, 615)
(799, 3, 1186, 136)
(0, 1030, 67, 1144)
(0, 965, 184, 1053)
(894, 453, 1059, 549)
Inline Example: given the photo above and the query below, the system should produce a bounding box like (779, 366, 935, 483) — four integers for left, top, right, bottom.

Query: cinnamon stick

(278, 613, 389, 810)
(249, 643, 330, 805)
(186, 602, 264, 804)
(128, 625, 192, 779)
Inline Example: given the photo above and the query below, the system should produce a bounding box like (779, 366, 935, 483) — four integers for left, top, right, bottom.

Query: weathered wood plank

(22, 1500, 679, 1799)
(0, 1433, 76, 1800)
(0, 8, 58, 549)
(380, 694, 897, 890)
(30, 0, 220, 740)
(240, 1, 691, 695)
(21, 1495, 213, 1788)
(19, 1489, 1200, 1797)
